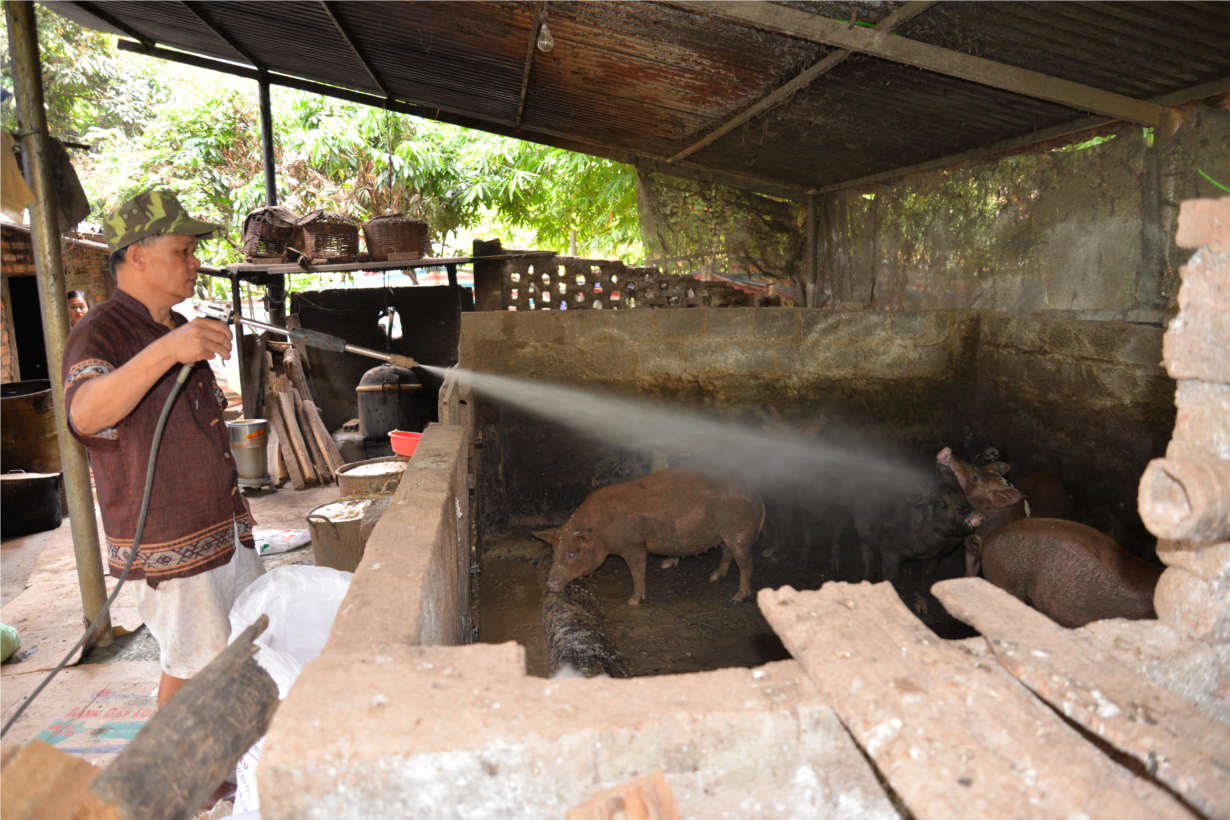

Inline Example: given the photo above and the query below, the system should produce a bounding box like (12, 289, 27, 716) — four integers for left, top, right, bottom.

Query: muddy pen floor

(478, 524, 976, 679)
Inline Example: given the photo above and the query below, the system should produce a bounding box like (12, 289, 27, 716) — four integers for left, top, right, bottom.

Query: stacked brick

(499, 252, 749, 311)
(1138, 197, 1230, 650)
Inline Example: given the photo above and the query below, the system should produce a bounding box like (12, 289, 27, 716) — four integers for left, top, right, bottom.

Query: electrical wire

(1, 362, 194, 738)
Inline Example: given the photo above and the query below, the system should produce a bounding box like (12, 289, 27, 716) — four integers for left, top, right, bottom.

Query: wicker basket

(362, 214, 430, 262)
(241, 206, 300, 260)
(296, 210, 360, 263)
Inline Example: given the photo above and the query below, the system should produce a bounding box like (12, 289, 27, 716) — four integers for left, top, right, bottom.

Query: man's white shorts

(131, 530, 265, 679)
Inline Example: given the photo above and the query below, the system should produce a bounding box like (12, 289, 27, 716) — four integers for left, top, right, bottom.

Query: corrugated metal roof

(40, 1, 1230, 199)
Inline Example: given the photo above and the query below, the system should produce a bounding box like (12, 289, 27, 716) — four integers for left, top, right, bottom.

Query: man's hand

(163, 318, 232, 364)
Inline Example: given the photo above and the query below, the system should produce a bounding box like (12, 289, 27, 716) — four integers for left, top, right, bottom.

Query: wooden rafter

(69, 1, 155, 51)
(669, 1, 937, 164)
(321, 1, 391, 99)
(181, 1, 264, 71)
(515, 1, 548, 129)
(678, 1, 1165, 127)
(809, 75, 1230, 195)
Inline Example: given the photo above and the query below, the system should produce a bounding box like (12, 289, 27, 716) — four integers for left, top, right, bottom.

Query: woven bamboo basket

(241, 206, 300, 260)
(297, 210, 360, 263)
(362, 214, 431, 262)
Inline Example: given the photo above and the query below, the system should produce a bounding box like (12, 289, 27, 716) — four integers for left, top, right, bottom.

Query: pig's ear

(574, 530, 591, 544)
(532, 529, 559, 544)
(986, 462, 1011, 477)
(987, 487, 1026, 508)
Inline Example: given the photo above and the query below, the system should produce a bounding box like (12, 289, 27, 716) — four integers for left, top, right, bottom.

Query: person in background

(67, 290, 89, 327)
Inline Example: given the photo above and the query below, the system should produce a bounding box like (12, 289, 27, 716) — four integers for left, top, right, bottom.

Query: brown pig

(535, 469, 764, 605)
(936, 447, 1028, 576)
(1015, 471, 1077, 521)
(976, 518, 1162, 628)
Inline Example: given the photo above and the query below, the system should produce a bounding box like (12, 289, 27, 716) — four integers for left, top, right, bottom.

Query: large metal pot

(1, 470, 62, 538)
(335, 455, 408, 497)
(356, 364, 422, 439)
(1, 380, 61, 474)
(307, 491, 393, 572)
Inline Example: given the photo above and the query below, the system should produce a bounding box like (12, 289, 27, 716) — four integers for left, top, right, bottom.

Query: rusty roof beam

(320, 1, 391, 99)
(669, 0, 937, 164)
(180, 1, 264, 70)
(677, 1, 1165, 127)
(515, 1, 548, 129)
(69, 1, 155, 51)
(809, 75, 1230, 196)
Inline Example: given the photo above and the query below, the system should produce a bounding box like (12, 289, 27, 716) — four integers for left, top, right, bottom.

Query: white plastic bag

(229, 565, 352, 812)
(252, 528, 310, 556)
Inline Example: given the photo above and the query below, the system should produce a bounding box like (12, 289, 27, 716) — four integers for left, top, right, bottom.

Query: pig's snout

(966, 512, 984, 529)
(546, 576, 563, 592)
(936, 447, 954, 466)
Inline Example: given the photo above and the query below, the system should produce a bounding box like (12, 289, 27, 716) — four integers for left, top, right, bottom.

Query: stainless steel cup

(226, 419, 270, 483)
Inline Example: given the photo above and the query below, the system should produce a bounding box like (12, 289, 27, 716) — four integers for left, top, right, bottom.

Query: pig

(1015, 471, 1076, 521)
(854, 471, 983, 582)
(759, 406, 829, 562)
(974, 518, 1162, 628)
(936, 447, 1028, 576)
(536, 468, 764, 605)
(970, 446, 1006, 468)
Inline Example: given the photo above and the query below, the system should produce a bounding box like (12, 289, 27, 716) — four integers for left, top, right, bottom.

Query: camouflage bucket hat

(103, 190, 223, 254)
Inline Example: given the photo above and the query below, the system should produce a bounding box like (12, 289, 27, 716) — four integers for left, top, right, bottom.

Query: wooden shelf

(226, 256, 472, 276)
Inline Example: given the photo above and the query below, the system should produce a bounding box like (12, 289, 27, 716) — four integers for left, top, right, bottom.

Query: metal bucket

(307, 492, 393, 572)
(226, 419, 270, 487)
(335, 456, 408, 498)
(1, 380, 60, 474)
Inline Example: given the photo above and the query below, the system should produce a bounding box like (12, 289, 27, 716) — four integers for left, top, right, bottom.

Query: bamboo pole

(5, 0, 111, 646)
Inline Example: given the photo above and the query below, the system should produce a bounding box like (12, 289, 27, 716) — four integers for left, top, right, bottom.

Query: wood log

(292, 386, 332, 483)
(758, 583, 1192, 820)
(282, 347, 316, 409)
(77, 617, 279, 820)
(276, 389, 317, 484)
(266, 386, 305, 490)
(933, 577, 1230, 820)
(284, 314, 319, 399)
(566, 771, 679, 820)
(304, 399, 346, 475)
(0, 739, 100, 820)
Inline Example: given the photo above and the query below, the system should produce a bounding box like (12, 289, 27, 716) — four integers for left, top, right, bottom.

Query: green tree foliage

(2, 5, 642, 299)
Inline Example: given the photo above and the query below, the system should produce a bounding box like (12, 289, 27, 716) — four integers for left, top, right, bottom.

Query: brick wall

(1, 222, 112, 384)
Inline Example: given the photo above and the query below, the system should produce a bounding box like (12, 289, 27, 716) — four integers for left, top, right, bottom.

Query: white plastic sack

(252, 528, 311, 556)
(229, 565, 352, 812)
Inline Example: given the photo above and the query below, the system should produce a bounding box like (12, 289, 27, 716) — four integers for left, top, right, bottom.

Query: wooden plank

(227, 255, 473, 276)
(265, 387, 306, 490)
(304, 399, 346, 475)
(669, 1, 937, 163)
(679, 2, 1164, 126)
(758, 583, 1192, 820)
(933, 577, 1230, 820)
(291, 386, 332, 483)
(282, 344, 317, 404)
(277, 390, 318, 484)
(267, 422, 287, 484)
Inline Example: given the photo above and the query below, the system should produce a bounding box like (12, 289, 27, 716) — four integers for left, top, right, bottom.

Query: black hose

(1, 363, 194, 738)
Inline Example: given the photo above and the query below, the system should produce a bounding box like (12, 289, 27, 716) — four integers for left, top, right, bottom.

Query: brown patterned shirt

(62, 289, 254, 587)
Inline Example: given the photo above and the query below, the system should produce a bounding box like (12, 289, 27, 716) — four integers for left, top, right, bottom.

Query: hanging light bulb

(537, 6, 555, 52)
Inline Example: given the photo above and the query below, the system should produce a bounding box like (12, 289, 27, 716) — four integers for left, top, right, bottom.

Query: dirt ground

(0, 483, 335, 760)
(477, 523, 977, 680)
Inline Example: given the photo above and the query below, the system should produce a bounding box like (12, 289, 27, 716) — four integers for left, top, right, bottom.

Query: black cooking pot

(1, 470, 63, 538)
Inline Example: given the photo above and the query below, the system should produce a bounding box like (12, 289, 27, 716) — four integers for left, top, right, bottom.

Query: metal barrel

(226, 419, 269, 480)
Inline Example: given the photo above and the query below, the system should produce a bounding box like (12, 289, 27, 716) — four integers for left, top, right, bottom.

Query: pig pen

(467, 307, 1174, 670)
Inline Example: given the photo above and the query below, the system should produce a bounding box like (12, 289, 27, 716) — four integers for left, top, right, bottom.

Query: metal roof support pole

(805, 195, 818, 308)
(5, 0, 112, 647)
(258, 75, 286, 325)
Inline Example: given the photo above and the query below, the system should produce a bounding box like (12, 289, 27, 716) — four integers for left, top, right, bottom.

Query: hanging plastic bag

(228, 565, 351, 812)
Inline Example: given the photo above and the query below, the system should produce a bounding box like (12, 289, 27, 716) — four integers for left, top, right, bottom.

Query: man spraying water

(63, 190, 263, 708)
